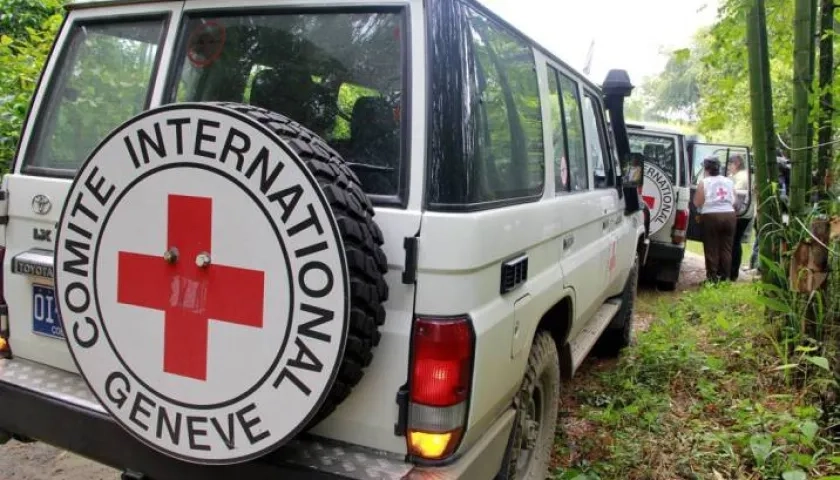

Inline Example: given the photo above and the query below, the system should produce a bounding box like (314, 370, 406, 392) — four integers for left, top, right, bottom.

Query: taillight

(672, 210, 688, 244)
(0, 246, 9, 358)
(407, 316, 474, 461)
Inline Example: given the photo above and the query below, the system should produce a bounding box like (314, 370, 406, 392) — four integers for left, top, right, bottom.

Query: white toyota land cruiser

(0, 1, 648, 479)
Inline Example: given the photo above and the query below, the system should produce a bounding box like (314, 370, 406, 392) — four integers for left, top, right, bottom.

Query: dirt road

(0, 252, 745, 480)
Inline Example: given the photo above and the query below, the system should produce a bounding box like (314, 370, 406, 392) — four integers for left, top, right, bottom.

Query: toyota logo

(32, 195, 52, 215)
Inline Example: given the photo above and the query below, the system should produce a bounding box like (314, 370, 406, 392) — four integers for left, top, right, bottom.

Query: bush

(0, 0, 64, 172)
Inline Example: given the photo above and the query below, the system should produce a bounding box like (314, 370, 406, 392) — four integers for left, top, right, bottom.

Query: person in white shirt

(693, 157, 737, 282)
(728, 154, 749, 191)
(727, 154, 749, 280)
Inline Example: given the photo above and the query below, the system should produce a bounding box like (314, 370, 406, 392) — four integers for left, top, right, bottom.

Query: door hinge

(402, 236, 418, 285)
(394, 385, 409, 436)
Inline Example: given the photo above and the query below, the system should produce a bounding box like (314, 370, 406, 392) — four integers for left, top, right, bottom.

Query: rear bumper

(0, 357, 513, 480)
(645, 241, 685, 264)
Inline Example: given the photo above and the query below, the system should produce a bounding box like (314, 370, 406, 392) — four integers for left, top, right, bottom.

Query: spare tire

(53, 102, 388, 465)
(222, 103, 389, 424)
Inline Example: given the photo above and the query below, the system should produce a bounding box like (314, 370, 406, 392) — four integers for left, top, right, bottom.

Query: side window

(26, 19, 165, 171)
(582, 93, 614, 189)
(467, 8, 544, 202)
(546, 70, 568, 193)
(556, 73, 588, 191)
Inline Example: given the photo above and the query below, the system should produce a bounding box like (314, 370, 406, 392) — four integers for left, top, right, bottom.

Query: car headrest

(249, 67, 318, 126)
(350, 96, 397, 146)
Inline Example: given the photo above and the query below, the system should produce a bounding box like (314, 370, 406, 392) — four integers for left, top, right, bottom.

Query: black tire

(656, 279, 677, 292)
(595, 253, 639, 357)
(215, 103, 389, 426)
(496, 331, 560, 480)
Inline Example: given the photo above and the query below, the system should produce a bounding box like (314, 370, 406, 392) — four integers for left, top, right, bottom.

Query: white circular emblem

(54, 104, 349, 465)
(641, 163, 676, 235)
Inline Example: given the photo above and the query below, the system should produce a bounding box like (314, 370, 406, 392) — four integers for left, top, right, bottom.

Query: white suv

(627, 123, 691, 291)
(0, 1, 648, 479)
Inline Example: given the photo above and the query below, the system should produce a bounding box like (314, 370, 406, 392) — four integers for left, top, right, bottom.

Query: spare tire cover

(54, 103, 385, 465)
(641, 162, 676, 235)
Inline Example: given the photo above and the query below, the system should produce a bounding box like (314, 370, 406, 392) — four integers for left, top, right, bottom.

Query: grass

(552, 282, 840, 480)
(686, 240, 753, 268)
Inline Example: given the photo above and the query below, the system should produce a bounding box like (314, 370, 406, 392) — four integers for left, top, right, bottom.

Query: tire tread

(214, 103, 389, 426)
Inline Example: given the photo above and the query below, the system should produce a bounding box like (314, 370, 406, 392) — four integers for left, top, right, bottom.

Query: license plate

(32, 285, 64, 340)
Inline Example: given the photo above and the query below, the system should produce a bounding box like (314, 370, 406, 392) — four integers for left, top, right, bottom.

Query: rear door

(628, 130, 681, 242)
(686, 142, 753, 241)
(580, 90, 625, 301)
(4, 2, 183, 371)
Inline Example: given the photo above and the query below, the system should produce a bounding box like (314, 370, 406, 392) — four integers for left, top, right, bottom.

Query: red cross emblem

(608, 241, 617, 273)
(716, 187, 727, 200)
(643, 195, 656, 209)
(117, 195, 265, 381)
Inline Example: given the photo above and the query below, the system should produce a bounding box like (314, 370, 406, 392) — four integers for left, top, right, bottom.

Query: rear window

(169, 11, 406, 198)
(24, 19, 165, 173)
(628, 132, 678, 184)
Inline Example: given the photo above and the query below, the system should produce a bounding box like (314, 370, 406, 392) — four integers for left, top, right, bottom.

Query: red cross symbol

(716, 187, 727, 200)
(643, 195, 656, 209)
(608, 242, 617, 273)
(117, 195, 265, 381)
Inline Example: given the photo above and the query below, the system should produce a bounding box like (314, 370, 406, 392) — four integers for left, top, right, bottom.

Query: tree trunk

(816, 0, 834, 200)
(747, 0, 782, 285)
(791, 0, 816, 217)
(806, 0, 818, 179)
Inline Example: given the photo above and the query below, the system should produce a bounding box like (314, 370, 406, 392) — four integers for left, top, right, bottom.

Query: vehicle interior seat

(249, 66, 336, 135)
(347, 96, 400, 195)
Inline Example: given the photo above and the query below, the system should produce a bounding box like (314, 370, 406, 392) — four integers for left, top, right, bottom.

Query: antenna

(583, 39, 595, 75)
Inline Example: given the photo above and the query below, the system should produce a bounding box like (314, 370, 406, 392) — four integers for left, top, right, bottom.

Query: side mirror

(603, 69, 642, 213)
(621, 152, 645, 189)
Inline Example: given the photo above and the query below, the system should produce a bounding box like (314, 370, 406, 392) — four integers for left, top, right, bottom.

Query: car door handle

(602, 220, 609, 230)
(563, 236, 574, 251)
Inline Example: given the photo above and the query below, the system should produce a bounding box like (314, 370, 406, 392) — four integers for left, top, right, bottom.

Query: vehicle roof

(66, 0, 610, 94)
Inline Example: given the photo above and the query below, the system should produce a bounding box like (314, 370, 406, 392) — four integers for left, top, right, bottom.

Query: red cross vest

(701, 175, 736, 214)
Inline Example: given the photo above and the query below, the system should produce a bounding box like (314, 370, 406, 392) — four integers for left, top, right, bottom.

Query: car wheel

(595, 252, 639, 357)
(496, 331, 560, 480)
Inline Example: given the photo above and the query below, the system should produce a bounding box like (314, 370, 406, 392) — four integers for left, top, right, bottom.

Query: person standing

(727, 154, 749, 280)
(694, 157, 737, 282)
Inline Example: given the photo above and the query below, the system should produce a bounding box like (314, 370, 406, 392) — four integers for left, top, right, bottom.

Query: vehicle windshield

(169, 11, 406, 197)
(24, 19, 165, 172)
(629, 133, 677, 184)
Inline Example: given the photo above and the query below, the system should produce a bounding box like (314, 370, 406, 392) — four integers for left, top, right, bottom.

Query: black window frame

(162, 5, 413, 209)
(583, 90, 615, 189)
(19, 13, 171, 179)
(545, 67, 570, 195)
(425, 0, 545, 212)
(551, 67, 589, 194)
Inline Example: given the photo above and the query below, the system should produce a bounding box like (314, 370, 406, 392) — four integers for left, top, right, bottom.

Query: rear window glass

(170, 12, 406, 197)
(25, 19, 165, 172)
(629, 133, 677, 184)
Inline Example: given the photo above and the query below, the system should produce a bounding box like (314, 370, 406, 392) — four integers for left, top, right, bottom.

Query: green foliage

(698, 0, 796, 141)
(0, 0, 62, 38)
(553, 283, 840, 480)
(645, 44, 702, 122)
(0, 0, 64, 171)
